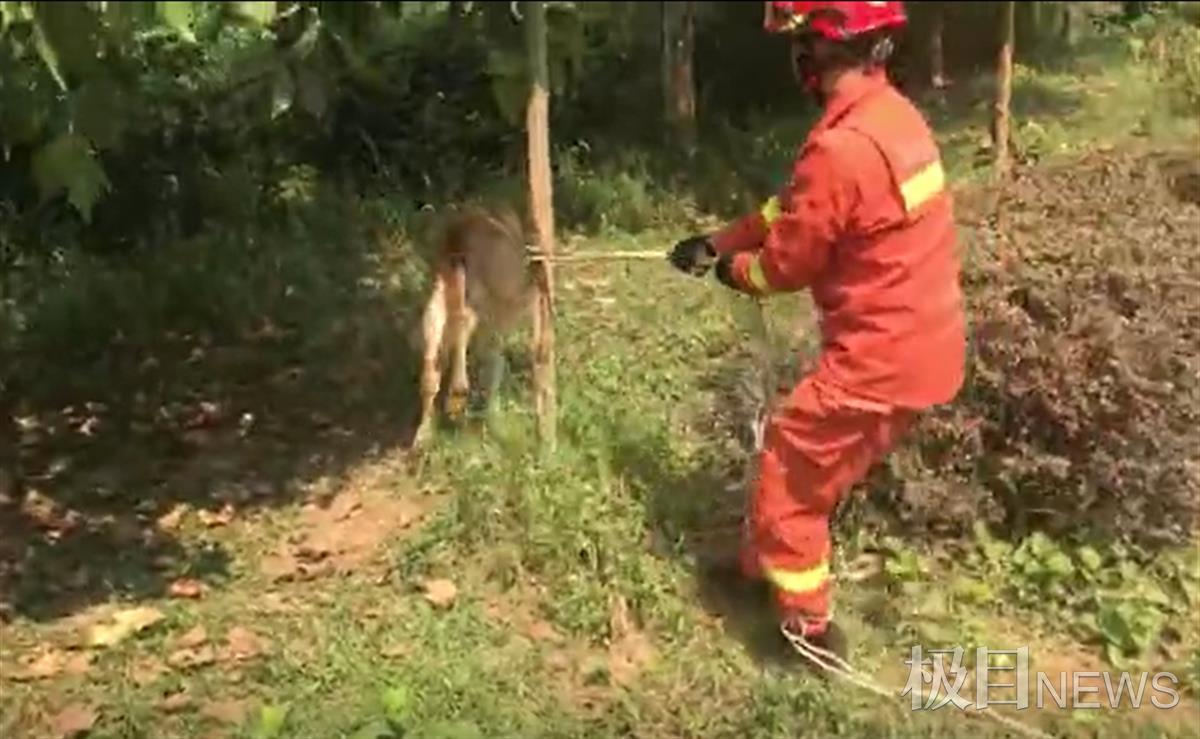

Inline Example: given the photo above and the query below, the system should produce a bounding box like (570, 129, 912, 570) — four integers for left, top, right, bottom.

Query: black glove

(713, 254, 740, 291)
(668, 235, 717, 276)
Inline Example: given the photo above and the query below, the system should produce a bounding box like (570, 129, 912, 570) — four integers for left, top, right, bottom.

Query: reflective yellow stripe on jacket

(900, 160, 946, 213)
(760, 195, 782, 226)
(741, 195, 784, 294)
(764, 561, 830, 595)
(744, 257, 772, 293)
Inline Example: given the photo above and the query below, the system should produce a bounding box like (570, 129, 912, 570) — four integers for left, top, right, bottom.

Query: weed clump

(892, 149, 1200, 547)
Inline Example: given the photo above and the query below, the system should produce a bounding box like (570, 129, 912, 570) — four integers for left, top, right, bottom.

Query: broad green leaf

(32, 132, 110, 222)
(1076, 545, 1102, 572)
(156, 1, 195, 41)
(1, 1, 33, 32)
(31, 1, 99, 88)
(252, 704, 288, 739)
(1041, 550, 1074, 579)
(71, 74, 127, 150)
(380, 686, 411, 725)
(232, 1, 275, 26)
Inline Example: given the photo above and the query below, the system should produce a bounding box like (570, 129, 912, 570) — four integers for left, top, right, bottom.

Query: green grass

(3, 20, 1200, 739)
(3, 229, 1197, 736)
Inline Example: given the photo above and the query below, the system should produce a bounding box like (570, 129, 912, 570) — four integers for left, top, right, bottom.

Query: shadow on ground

(0, 195, 433, 623)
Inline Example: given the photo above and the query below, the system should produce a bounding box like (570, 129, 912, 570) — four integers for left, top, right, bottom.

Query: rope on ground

(739, 297, 1053, 739)
(781, 626, 1056, 739)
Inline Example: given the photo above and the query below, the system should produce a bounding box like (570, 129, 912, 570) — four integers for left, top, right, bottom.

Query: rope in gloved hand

(575, 244, 1052, 738)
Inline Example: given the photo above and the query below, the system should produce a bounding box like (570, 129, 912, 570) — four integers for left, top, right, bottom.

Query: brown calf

(411, 205, 534, 448)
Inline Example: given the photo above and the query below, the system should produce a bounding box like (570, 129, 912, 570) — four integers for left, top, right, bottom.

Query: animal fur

(411, 204, 535, 447)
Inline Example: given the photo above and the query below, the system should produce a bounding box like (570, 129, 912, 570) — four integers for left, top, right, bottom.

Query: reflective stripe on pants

(741, 375, 916, 622)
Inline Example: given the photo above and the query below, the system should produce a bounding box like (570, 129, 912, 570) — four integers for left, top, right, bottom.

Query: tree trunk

(0, 375, 20, 509)
(993, 0, 1015, 178)
(660, 1, 697, 154)
(1123, 2, 1149, 20)
(930, 2, 947, 89)
(1060, 2, 1077, 47)
(522, 0, 557, 452)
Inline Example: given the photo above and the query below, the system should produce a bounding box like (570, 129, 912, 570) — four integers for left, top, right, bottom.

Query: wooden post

(930, 1, 947, 90)
(523, 0, 557, 452)
(0, 375, 20, 508)
(661, 1, 697, 154)
(993, 0, 1015, 178)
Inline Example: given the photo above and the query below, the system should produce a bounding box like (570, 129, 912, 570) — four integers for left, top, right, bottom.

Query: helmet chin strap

(791, 33, 895, 104)
(790, 38, 825, 103)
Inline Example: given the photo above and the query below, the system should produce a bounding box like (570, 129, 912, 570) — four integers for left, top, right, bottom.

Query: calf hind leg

(413, 277, 448, 448)
(446, 303, 478, 420)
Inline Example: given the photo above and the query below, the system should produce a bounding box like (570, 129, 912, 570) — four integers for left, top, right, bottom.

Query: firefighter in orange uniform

(669, 1, 966, 658)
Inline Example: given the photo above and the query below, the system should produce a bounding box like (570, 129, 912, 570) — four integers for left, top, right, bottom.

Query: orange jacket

(713, 70, 965, 410)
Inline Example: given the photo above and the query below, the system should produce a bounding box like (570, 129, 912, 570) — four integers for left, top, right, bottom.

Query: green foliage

(1140, 15, 1200, 112)
(31, 132, 109, 221)
(252, 704, 290, 739)
(157, 0, 196, 41)
(964, 524, 1199, 667)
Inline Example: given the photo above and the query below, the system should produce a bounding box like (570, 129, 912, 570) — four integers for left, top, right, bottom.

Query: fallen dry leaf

(168, 578, 205, 600)
(200, 699, 250, 725)
(167, 645, 216, 670)
(525, 620, 562, 644)
(328, 491, 363, 522)
(87, 606, 165, 648)
(156, 505, 187, 531)
(222, 626, 266, 662)
(11, 650, 67, 681)
(159, 689, 193, 714)
(49, 703, 97, 738)
(197, 504, 234, 528)
(128, 657, 167, 686)
(421, 579, 458, 609)
(175, 625, 208, 649)
(62, 652, 93, 677)
(259, 552, 302, 582)
(608, 631, 657, 687)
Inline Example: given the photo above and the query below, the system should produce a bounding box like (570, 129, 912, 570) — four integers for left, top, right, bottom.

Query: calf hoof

(446, 389, 469, 420)
(411, 419, 435, 450)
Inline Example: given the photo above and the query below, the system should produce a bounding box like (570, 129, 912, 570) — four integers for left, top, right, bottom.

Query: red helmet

(764, 1, 907, 39)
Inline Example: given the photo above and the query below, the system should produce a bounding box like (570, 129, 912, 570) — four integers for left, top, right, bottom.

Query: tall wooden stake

(993, 0, 1015, 179)
(929, 1, 947, 90)
(523, 0, 557, 452)
(661, 1, 697, 154)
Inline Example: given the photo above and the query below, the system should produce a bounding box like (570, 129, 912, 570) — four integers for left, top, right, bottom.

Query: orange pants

(740, 375, 915, 632)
